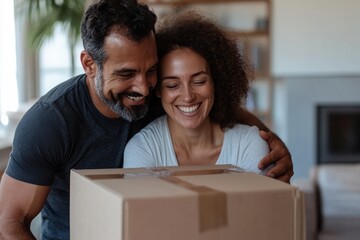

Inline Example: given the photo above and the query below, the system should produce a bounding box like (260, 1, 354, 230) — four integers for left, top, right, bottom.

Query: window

(0, 0, 18, 129)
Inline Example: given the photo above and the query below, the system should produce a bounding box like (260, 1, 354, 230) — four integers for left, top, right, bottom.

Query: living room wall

(272, 0, 360, 76)
(272, 0, 360, 180)
(279, 77, 360, 180)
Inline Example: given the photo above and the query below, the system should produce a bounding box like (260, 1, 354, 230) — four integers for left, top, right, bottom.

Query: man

(0, 0, 293, 239)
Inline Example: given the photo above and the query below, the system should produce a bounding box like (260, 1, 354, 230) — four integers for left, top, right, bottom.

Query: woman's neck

(167, 116, 224, 165)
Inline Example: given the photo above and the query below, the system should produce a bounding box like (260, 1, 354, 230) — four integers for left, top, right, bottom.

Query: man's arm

(0, 174, 50, 239)
(239, 109, 294, 183)
(239, 109, 270, 132)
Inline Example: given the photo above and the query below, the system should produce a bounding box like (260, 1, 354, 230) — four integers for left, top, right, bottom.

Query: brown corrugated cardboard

(70, 165, 305, 240)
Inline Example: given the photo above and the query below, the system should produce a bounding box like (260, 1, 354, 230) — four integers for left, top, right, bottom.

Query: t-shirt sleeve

(5, 102, 69, 186)
(239, 126, 271, 174)
(123, 132, 157, 168)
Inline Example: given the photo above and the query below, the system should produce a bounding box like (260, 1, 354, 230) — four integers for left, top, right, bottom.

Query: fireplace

(317, 105, 360, 164)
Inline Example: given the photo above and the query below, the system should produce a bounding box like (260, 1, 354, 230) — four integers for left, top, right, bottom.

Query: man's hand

(258, 131, 293, 183)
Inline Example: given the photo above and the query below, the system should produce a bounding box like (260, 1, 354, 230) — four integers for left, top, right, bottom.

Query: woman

(124, 10, 272, 174)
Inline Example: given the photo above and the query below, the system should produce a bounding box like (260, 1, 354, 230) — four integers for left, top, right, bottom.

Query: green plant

(18, 0, 86, 75)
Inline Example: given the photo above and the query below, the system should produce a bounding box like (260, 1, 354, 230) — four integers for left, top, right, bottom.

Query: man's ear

(80, 50, 96, 78)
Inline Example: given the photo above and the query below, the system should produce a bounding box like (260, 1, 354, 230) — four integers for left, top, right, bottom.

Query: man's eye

(146, 69, 156, 77)
(118, 73, 134, 79)
(149, 68, 157, 73)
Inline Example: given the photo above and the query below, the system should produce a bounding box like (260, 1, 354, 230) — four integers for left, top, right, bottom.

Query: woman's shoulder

(224, 124, 264, 145)
(130, 115, 168, 140)
(141, 115, 167, 131)
(227, 124, 260, 135)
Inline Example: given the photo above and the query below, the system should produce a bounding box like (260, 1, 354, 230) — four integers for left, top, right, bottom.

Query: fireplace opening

(317, 105, 360, 164)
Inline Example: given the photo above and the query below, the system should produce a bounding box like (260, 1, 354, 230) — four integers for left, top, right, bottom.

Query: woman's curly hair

(156, 10, 253, 129)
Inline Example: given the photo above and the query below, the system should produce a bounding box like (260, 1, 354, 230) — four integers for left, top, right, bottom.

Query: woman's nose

(182, 86, 195, 102)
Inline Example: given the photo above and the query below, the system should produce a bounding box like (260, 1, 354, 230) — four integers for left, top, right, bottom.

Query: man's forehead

(102, 31, 157, 71)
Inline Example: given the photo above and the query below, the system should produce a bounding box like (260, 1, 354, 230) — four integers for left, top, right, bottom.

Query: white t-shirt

(124, 115, 270, 174)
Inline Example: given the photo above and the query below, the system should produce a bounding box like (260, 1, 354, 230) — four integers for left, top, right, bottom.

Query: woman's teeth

(177, 104, 200, 113)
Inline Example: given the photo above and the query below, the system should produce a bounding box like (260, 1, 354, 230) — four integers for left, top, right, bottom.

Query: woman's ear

(80, 50, 96, 78)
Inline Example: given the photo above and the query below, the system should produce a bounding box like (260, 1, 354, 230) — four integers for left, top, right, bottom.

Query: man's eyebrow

(148, 62, 158, 70)
(113, 68, 136, 76)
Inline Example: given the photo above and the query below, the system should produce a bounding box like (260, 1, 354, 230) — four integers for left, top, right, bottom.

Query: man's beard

(94, 70, 149, 122)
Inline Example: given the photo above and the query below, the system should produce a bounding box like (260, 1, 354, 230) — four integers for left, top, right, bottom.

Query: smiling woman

(0, 0, 18, 128)
(123, 10, 271, 174)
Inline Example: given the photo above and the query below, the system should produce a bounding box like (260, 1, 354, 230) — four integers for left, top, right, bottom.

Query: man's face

(95, 31, 158, 121)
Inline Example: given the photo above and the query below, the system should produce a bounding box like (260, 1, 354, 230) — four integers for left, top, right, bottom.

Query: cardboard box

(70, 165, 305, 240)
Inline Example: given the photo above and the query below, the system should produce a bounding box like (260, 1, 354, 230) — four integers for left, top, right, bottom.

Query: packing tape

(86, 167, 245, 232)
(160, 174, 228, 232)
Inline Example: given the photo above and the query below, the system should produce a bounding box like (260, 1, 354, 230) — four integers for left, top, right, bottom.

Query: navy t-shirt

(6, 74, 160, 239)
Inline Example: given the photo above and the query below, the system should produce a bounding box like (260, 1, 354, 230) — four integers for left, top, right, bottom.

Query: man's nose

(134, 74, 153, 96)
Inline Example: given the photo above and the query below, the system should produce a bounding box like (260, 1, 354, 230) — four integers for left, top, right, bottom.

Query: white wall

(272, 0, 360, 76)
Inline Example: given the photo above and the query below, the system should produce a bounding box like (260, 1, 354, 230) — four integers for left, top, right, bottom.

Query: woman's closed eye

(165, 83, 179, 89)
(193, 79, 207, 85)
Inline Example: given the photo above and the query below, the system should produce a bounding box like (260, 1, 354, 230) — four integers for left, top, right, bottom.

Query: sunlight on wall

(0, 0, 18, 126)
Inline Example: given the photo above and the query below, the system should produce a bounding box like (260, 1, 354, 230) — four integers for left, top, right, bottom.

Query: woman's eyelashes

(163, 79, 208, 89)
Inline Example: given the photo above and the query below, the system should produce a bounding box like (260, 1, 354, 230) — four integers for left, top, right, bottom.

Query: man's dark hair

(156, 10, 253, 129)
(81, 0, 157, 67)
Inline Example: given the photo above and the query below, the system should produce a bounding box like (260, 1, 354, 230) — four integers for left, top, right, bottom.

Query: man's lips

(125, 95, 145, 102)
(114, 92, 145, 103)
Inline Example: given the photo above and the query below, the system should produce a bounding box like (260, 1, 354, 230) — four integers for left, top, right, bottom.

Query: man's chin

(114, 103, 149, 122)
(128, 104, 149, 121)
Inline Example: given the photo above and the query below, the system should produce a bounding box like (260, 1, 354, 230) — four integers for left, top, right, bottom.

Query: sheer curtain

(0, 0, 18, 132)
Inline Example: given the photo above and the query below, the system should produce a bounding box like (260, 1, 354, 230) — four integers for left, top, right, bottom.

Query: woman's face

(158, 48, 214, 130)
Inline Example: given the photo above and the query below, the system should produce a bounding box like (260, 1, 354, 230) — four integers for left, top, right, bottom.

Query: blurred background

(1, 0, 360, 181)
